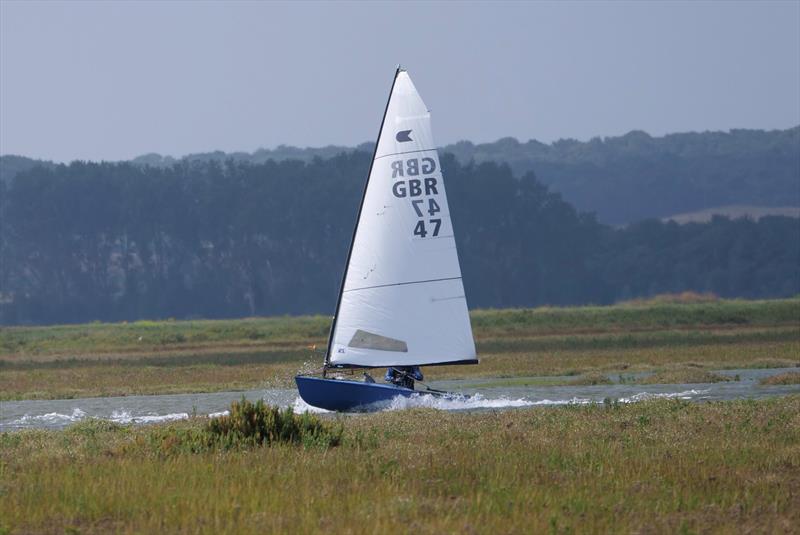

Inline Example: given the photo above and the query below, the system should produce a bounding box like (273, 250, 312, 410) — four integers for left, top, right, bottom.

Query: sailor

(385, 366, 423, 389)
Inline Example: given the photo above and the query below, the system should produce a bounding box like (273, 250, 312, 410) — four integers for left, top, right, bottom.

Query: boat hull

(295, 375, 417, 412)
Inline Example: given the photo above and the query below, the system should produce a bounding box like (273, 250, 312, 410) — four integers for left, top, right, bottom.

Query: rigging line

(343, 276, 462, 293)
(374, 148, 438, 161)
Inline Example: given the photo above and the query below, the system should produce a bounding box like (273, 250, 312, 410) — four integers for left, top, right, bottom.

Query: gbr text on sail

(390, 157, 442, 239)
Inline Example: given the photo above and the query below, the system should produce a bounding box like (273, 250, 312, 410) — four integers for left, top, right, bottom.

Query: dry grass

(1, 298, 798, 400)
(1, 396, 798, 534)
(0, 362, 302, 400)
(425, 339, 800, 381)
(636, 367, 734, 385)
(760, 371, 800, 386)
(620, 290, 720, 305)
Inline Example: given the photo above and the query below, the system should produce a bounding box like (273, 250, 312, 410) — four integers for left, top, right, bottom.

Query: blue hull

(295, 375, 417, 412)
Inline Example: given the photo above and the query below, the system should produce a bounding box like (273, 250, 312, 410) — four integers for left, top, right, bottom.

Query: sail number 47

(412, 199, 441, 238)
(414, 218, 441, 238)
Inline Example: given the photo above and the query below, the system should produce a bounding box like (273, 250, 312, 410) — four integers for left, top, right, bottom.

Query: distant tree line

(3, 126, 797, 226)
(446, 127, 800, 224)
(0, 154, 798, 325)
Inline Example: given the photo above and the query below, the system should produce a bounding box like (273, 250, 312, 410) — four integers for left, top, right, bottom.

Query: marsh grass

(468, 297, 799, 334)
(1, 397, 798, 534)
(3, 298, 797, 358)
(2, 298, 798, 400)
(566, 371, 614, 385)
(759, 371, 800, 386)
(636, 367, 735, 385)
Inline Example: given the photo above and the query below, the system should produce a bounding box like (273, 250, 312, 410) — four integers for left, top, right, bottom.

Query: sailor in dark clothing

(385, 366, 423, 389)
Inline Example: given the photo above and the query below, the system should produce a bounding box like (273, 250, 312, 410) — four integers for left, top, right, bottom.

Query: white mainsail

(328, 69, 477, 368)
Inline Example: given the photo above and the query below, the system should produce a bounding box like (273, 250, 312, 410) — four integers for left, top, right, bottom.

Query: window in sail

(348, 330, 408, 352)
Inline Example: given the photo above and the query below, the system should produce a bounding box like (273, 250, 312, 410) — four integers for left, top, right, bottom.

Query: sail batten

(328, 70, 476, 368)
(343, 276, 463, 294)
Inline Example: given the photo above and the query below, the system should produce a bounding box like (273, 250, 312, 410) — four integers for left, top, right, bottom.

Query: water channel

(2, 366, 798, 431)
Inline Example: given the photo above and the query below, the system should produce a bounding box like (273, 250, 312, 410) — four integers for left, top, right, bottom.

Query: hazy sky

(1, 1, 798, 162)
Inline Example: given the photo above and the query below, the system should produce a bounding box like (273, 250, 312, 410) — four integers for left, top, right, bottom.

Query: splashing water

(11, 408, 88, 426)
(290, 389, 711, 414)
(107, 410, 190, 424)
(3, 366, 797, 430)
(386, 392, 539, 411)
(0, 388, 720, 428)
(617, 389, 710, 403)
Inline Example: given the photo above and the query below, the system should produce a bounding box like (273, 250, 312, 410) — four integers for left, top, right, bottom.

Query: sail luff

(324, 67, 402, 369)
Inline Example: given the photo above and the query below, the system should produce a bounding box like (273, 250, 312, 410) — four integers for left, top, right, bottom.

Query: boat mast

(323, 66, 403, 374)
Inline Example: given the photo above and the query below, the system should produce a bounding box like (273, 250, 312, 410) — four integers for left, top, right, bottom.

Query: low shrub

(207, 398, 342, 449)
(144, 400, 342, 455)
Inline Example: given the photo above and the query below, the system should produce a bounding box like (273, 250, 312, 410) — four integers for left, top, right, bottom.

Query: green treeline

(446, 127, 800, 224)
(3, 127, 797, 226)
(0, 153, 798, 325)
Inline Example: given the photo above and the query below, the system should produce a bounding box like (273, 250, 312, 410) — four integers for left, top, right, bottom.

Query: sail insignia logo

(396, 130, 413, 143)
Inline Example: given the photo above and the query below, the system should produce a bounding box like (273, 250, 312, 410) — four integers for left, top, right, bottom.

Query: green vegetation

(759, 371, 800, 386)
(205, 398, 341, 450)
(1, 298, 798, 400)
(0, 315, 330, 357)
(133, 399, 342, 455)
(636, 367, 734, 385)
(3, 297, 796, 357)
(2, 144, 799, 326)
(2, 397, 798, 533)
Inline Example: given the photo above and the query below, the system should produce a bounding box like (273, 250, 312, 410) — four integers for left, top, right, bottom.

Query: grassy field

(1, 297, 798, 400)
(760, 371, 800, 386)
(1, 396, 798, 534)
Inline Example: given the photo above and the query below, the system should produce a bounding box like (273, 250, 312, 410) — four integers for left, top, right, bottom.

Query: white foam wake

(290, 393, 581, 414)
(6, 389, 713, 429)
(11, 408, 87, 425)
(9, 408, 232, 429)
(387, 392, 540, 411)
(291, 389, 712, 413)
(293, 397, 332, 414)
(108, 410, 189, 424)
(617, 389, 710, 403)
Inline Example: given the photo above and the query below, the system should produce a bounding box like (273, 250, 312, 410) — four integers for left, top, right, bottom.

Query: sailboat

(295, 68, 477, 411)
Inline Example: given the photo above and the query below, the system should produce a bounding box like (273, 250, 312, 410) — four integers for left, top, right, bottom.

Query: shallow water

(2, 367, 798, 431)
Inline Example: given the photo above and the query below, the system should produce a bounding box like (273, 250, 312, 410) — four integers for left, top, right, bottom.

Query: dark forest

(1, 150, 797, 325)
